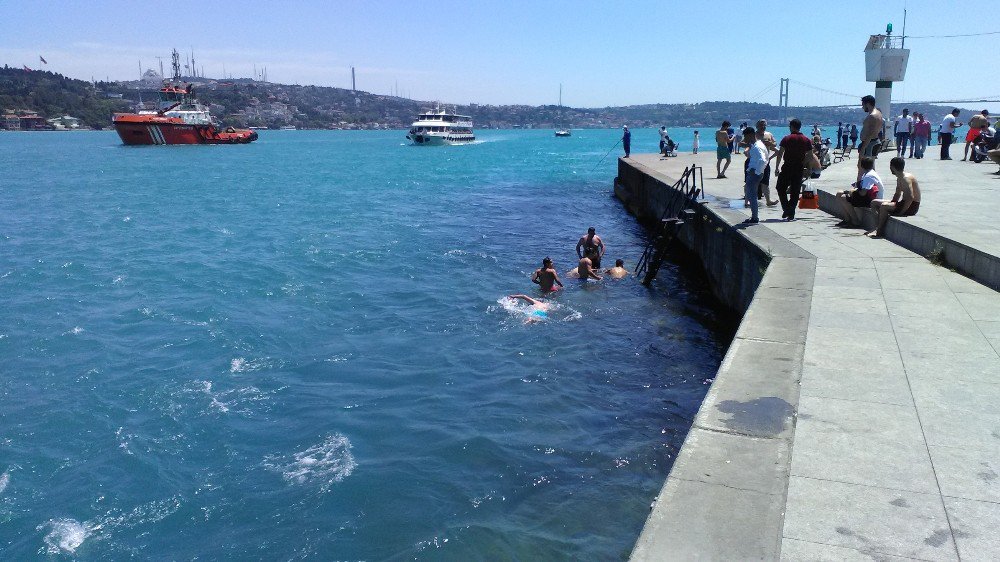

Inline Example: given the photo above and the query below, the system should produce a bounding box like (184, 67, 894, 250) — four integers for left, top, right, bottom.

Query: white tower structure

(864, 25, 910, 134)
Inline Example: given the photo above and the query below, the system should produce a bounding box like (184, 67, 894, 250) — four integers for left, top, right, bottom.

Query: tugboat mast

(171, 49, 181, 81)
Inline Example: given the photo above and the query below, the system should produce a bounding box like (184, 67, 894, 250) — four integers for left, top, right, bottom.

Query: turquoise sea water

(0, 129, 733, 559)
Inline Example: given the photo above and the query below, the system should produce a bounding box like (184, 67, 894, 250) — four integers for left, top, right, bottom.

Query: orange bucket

(799, 191, 818, 209)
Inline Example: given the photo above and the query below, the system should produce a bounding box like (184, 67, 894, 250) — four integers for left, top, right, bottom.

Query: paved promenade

(627, 151, 1000, 560)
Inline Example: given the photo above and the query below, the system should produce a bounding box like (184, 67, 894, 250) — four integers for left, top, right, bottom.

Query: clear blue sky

(2, 0, 998, 110)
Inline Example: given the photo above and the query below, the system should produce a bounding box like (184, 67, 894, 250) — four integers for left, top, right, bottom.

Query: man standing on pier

(964, 110, 990, 161)
(940, 108, 962, 160)
(622, 126, 631, 158)
(857, 95, 883, 186)
(771, 118, 812, 221)
(716, 121, 732, 178)
(755, 119, 779, 207)
(742, 127, 767, 224)
(893, 108, 913, 158)
(858, 95, 883, 160)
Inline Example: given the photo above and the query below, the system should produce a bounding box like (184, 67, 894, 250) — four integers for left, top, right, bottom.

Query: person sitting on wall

(867, 157, 920, 238)
(834, 156, 883, 228)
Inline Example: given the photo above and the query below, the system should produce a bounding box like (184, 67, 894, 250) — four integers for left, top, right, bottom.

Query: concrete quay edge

(616, 157, 815, 560)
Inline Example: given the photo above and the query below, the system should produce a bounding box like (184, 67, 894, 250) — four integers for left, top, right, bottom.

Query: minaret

(864, 23, 910, 135)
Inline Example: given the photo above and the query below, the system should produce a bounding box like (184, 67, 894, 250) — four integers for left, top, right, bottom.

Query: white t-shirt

(859, 170, 884, 196)
(747, 140, 768, 174)
(659, 129, 668, 141)
(693, 133, 700, 149)
(894, 114, 913, 134)
(942, 114, 957, 134)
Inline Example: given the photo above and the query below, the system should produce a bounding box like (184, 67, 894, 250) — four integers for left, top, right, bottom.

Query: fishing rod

(591, 139, 622, 171)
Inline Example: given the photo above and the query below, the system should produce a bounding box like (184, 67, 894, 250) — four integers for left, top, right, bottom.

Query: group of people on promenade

(513, 227, 629, 321)
(719, 93, 926, 236)
(725, 117, 821, 224)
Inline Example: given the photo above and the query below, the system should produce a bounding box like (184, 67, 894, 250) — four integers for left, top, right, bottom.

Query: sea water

(0, 129, 733, 559)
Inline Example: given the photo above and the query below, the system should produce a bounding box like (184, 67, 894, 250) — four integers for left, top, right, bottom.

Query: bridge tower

(778, 78, 789, 123)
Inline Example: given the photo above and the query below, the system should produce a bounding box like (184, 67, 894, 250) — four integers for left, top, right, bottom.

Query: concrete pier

(619, 150, 1000, 560)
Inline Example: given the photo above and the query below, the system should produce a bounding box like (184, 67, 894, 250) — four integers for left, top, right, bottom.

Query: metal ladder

(635, 165, 704, 286)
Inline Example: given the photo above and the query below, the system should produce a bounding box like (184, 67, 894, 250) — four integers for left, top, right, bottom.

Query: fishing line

(592, 139, 622, 171)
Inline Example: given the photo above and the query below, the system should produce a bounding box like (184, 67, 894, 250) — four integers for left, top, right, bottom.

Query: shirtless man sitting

(605, 259, 629, 279)
(531, 257, 563, 292)
(989, 146, 1000, 174)
(867, 157, 920, 239)
(575, 227, 605, 269)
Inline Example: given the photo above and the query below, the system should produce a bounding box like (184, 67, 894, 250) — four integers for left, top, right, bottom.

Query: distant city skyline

(1, 0, 998, 111)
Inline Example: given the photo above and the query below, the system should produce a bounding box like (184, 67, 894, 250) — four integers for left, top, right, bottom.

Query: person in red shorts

(964, 110, 990, 161)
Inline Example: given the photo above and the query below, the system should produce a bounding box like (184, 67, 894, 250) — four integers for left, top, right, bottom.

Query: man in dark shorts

(771, 118, 813, 221)
(867, 157, 920, 238)
(575, 227, 605, 268)
(715, 121, 732, 178)
(531, 257, 563, 292)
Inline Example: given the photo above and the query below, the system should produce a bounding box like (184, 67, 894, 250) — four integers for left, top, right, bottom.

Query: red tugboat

(113, 51, 257, 146)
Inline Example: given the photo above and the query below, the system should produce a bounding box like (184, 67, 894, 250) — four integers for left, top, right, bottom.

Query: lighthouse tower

(864, 24, 910, 134)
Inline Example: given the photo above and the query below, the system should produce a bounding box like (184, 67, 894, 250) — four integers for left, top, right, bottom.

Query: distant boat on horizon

(555, 84, 571, 137)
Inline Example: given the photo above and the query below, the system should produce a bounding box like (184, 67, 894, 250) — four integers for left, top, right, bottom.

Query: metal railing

(634, 164, 704, 285)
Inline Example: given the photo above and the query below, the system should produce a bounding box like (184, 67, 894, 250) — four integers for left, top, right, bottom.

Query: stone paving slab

(783, 476, 956, 561)
(625, 152, 1000, 560)
(780, 538, 928, 562)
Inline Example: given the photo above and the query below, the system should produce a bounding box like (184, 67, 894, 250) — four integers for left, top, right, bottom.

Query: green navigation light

(887, 23, 893, 34)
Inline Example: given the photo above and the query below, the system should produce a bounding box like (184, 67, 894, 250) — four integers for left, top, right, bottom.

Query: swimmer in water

(576, 227, 605, 269)
(531, 257, 563, 292)
(574, 256, 602, 280)
(605, 259, 629, 279)
(508, 294, 551, 322)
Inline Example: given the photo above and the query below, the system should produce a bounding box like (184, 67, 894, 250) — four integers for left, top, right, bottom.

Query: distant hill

(0, 66, 129, 129)
(0, 65, 972, 131)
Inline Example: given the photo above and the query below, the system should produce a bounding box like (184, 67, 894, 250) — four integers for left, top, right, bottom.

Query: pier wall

(616, 159, 769, 313)
(615, 158, 814, 560)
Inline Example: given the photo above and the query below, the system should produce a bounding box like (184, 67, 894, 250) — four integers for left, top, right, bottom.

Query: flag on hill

(40, 55, 47, 64)
(23, 65, 32, 72)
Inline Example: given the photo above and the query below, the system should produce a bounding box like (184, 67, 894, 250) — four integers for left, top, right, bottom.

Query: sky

(2, 0, 998, 111)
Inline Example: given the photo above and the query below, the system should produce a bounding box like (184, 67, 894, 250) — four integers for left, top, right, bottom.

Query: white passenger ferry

(406, 105, 475, 145)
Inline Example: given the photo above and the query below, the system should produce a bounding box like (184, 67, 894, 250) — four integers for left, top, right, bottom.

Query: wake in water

(263, 433, 357, 492)
(36, 497, 181, 555)
(492, 295, 581, 325)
